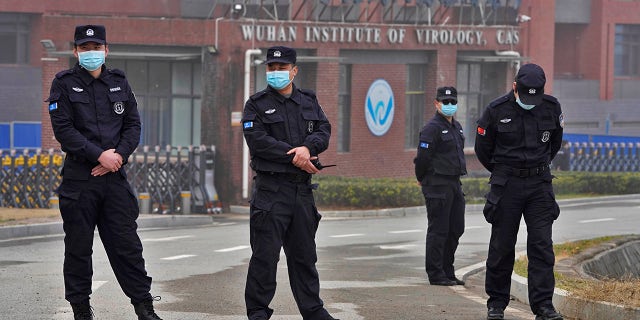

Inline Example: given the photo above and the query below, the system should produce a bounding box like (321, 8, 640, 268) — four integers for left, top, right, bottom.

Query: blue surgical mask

(78, 50, 105, 71)
(440, 103, 458, 117)
(266, 70, 292, 90)
(516, 97, 536, 110)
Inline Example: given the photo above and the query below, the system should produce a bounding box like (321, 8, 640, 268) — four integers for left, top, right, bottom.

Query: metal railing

(0, 146, 221, 213)
(567, 142, 640, 172)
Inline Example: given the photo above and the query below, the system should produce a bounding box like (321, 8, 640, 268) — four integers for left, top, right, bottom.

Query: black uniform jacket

(241, 84, 331, 174)
(474, 91, 564, 172)
(414, 112, 467, 185)
(47, 63, 141, 180)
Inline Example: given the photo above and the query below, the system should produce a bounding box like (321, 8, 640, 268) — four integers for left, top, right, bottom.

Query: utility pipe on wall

(243, 49, 262, 199)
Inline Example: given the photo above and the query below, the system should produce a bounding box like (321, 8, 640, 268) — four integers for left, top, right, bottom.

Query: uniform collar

(435, 111, 455, 126)
(73, 63, 108, 85)
(267, 83, 302, 105)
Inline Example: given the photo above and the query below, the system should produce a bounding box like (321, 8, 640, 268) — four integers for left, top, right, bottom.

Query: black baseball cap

(436, 86, 457, 101)
(264, 46, 296, 65)
(74, 25, 106, 45)
(515, 63, 546, 105)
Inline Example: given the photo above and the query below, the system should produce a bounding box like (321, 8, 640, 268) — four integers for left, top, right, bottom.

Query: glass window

(111, 58, 202, 147)
(614, 24, 640, 77)
(0, 13, 30, 64)
(172, 62, 192, 95)
(405, 64, 426, 149)
(337, 64, 352, 153)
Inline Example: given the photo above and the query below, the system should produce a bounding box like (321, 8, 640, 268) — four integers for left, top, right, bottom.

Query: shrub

(313, 172, 640, 209)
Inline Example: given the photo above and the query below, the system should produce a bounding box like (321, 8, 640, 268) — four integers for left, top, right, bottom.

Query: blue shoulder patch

(48, 102, 58, 112)
(243, 121, 254, 129)
(419, 142, 429, 149)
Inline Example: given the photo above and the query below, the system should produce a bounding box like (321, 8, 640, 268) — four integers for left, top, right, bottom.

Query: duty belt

(258, 171, 311, 183)
(497, 164, 548, 177)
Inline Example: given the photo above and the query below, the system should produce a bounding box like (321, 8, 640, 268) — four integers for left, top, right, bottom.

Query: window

(405, 64, 426, 149)
(0, 13, 30, 64)
(337, 64, 352, 153)
(615, 24, 640, 77)
(109, 59, 202, 147)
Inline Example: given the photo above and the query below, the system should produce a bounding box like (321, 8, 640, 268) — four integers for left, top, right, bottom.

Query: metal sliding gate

(0, 145, 221, 214)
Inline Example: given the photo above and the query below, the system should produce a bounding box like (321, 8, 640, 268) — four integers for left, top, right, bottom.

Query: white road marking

(388, 229, 423, 234)
(91, 280, 107, 292)
(578, 218, 615, 224)
(215, 245, 250, 252)
(465, 226, 485, 230)
(161, 254, 196, 260)
(330, 233, 364, 238)
(142, 235, 194, 242)
(379, 244, 417, 250)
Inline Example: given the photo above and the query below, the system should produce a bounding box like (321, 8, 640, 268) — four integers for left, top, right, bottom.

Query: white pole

(243, 49, 262, 199)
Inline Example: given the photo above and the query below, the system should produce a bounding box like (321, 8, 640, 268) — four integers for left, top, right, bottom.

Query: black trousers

(483, 171, 560, 313)
(421, 178, 465, 281)
(58, 172, 152, 304)
(245, 174, 330, 320)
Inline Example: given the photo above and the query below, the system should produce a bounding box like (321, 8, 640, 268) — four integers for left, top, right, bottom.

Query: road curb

(0, 214, 219, 241)
(507, 248, 640, 320)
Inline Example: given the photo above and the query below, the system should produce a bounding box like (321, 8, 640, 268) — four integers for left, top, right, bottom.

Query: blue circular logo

(365, 79, 394, 136)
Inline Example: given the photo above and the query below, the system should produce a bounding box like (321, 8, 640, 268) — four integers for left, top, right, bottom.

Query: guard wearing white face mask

(46, 25, 162, 320)
(414, 86, 467, 287)
(475, 64, 564, 320)
(241, 46, 337, 320)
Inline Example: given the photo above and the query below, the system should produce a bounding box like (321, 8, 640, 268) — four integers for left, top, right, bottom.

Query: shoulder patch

(107, 68, 126, 77)
(542, 94, 559, 104)
(298, 88, 317, 99)
(55, 69, 74, 79)
(249, 90, 268, 101)
(487, 94, 510, 109)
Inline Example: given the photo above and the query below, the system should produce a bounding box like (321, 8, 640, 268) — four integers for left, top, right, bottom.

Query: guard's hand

(97, 149, 122, 172)
(91, 164, 110, 176)
(286, 146, 319, 174)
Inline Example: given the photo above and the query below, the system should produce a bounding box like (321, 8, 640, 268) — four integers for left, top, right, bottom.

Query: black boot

(70, 301, 94, 320)
(133, 298, 163, 320)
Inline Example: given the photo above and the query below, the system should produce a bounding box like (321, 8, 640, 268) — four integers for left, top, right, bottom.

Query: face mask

(266, 70, 292, 90)
(440, 103, 458, 117)
(78, 50, 105, 71)
(516, 97, 536, 110)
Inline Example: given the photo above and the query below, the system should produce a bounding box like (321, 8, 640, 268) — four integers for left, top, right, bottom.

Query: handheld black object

(312, 158, 336, 170)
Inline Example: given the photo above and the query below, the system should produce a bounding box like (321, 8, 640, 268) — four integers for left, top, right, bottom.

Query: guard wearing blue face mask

(475, 64, 565, 320)
(241, 46, 337, 320)
(414, 86, 467, 287)
(46, 25, 162, 320)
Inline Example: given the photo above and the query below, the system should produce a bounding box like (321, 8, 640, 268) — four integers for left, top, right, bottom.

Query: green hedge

(313, 172, 640, 209)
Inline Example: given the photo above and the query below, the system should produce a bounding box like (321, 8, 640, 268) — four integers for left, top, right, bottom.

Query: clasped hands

(92, 149, 123, 176)
(287, 146, 319, 174)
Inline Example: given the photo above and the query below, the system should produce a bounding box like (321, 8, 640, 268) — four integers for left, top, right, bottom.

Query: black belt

(258, 171, 311, 183)
(497, 164, 548, 177)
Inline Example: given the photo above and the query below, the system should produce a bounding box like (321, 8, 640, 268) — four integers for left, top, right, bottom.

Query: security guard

(47, 25, 162, 320)
(414, 86, 467, 286)
(241, 46, 337, 320)
(475, 64, 564, 320)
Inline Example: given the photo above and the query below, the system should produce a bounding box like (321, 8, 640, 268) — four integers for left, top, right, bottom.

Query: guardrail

(0, 146, 221, 214)
(567, 142, 640, 172)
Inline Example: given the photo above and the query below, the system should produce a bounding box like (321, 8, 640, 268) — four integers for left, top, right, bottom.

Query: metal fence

(0, 146, 221, 214)
(567, 142, 640, 172)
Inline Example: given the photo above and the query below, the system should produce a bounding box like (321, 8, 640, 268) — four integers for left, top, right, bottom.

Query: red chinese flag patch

(477, 126, 486, 136)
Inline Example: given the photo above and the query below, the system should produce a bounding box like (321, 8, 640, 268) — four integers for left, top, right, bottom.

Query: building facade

(1, 0, 638, 205)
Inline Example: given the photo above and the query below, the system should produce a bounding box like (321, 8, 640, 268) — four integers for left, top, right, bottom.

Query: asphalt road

(1, 195, 639, 319)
